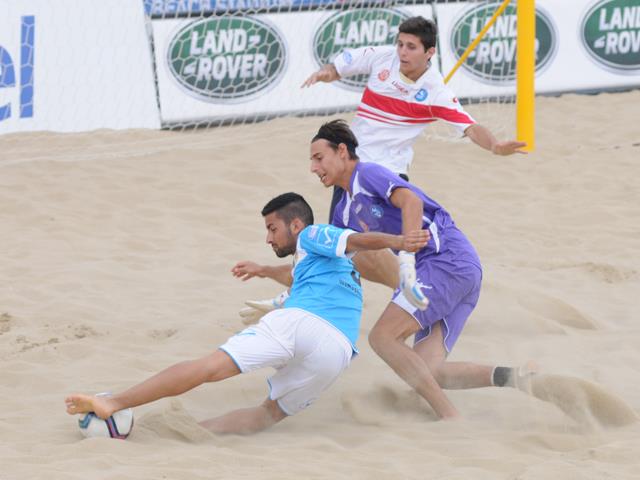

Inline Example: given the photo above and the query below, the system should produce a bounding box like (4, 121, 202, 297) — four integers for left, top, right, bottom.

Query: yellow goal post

(444, 0, 536, 152)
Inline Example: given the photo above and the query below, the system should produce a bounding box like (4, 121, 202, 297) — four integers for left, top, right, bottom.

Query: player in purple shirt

(310, 119, 534, 420)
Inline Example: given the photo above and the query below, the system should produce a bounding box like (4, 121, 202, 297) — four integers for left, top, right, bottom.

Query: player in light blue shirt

(66, 192, 429, 434)
(285, 222, 364, 348)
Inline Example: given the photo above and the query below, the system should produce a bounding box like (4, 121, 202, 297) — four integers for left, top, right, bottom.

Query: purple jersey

(331, 162, 479, 265)
(331, 161, 482, 351)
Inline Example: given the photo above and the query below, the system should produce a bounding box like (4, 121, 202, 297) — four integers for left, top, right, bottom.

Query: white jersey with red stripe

(333, 46, 475, 175)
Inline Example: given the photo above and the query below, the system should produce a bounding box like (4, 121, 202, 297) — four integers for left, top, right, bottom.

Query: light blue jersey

(284, 224, 362, 350)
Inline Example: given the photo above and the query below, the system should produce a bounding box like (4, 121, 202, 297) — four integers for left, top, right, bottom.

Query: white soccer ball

(78, 409, 134, 439)
(77, 394, 134, 439)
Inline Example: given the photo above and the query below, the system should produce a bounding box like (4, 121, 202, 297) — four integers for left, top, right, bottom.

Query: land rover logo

(313, 9, 409, 90)
(451, 3, 557, 83)
(581, 0, 640, 72)
(167, 17, 286, 102)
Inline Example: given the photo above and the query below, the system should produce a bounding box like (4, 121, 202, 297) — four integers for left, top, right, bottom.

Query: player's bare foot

(65, 393, 117, 419)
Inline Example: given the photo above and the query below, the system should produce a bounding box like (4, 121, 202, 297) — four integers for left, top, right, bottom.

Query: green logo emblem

(581, 0, 640, 72)
(451, 3, 557, 83)
(167, 17, 286, 102)
(313, 8, 409, 90)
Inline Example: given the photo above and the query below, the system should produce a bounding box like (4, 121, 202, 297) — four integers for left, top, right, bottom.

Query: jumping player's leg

(65, 350, 240, 419)
(199, 397, 287, 435)
(414, 321, 537, 390)
(413, 321, 493, 389)
(368, 303, 460, 420)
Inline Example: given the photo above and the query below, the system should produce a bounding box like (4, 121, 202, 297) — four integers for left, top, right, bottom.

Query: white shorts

(219, 308, 353, 415)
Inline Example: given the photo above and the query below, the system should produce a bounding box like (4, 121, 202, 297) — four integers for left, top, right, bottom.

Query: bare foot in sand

(65, 393, 118, 419)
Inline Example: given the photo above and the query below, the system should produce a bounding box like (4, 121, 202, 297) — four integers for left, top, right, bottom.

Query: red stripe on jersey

(357, 107, 437, 125)
(356, 111, 402, 126)
(361, 88, 474, 124)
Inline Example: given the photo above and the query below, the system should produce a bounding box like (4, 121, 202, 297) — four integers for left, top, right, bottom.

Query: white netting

(146, 0, 527, 138)
(0, 0, 538, 143)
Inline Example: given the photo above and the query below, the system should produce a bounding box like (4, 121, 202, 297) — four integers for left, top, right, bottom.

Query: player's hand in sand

(239, 290, 289, 325)
(491, 140, 528, 155)
(65, 393, 117, 420)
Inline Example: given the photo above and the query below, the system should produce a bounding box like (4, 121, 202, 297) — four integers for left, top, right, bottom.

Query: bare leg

(414, 322, 493, 389)
(353, 250, 399, 289)
(65, 350, 240, 419)
(414, 322, 536, 390)
(199, 398, 287, 435)
(368, 303, 460, 420)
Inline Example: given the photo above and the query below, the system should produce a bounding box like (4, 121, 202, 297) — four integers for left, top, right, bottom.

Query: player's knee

(368, 326, 389, 356)
(428, 362, 446, 387)
(202, 351, 239, 383)
(262, 399, 288, 426)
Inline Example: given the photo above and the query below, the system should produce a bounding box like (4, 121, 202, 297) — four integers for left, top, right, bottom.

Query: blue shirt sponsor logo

(414, 88, 428, 102)
(307, 225, 319, 240)
(0, 16, 35, 123)
(342, 50, 353, 64)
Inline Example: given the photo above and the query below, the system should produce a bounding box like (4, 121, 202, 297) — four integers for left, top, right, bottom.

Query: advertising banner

(580, 0, 640, 75)
(0, 0, 159, 135)
(436, 0, 640, 98)
(152, 4, 433, 125)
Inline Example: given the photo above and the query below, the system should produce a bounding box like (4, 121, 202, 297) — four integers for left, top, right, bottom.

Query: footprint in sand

(0, 313, 12, 334)
(341, 384, 436, 426)
(516, 293, 597, 330)
(71, 324, 99, 339)
(148, 328, 178, 340)
(576, 262, 637, 284)
(135, 399, 216, 443)
(529, 374, 638, 429)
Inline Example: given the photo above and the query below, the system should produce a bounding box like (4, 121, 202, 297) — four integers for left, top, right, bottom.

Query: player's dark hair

(399, 16, 437, 51)
(261, 192, 314, 226)
(312, 119, 359, 160)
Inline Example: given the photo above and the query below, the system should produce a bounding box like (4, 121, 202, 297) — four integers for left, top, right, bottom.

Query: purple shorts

(392, 249, 482, 353)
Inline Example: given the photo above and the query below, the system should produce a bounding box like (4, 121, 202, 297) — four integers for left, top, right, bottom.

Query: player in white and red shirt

(304, 17, 526, 172)
(333, 44, 476, 175)
(303, 16, 526, 216)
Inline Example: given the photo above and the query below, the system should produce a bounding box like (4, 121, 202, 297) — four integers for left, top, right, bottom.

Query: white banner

(438, 0, 640, 98)
(152, 5, 433, 125)
(0, 0, 160, 135)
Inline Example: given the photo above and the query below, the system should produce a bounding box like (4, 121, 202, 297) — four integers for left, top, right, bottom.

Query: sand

(1, 90, 639, 479)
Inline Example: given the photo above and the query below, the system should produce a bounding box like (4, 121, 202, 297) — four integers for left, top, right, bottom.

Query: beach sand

(1, 90, 639, 479)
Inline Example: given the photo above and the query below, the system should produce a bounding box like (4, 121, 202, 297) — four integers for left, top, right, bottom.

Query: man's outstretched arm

(231, 261, 292, 287)
(232, 262, 292, 325)
(301, 64, 340, 88)
(465, 123, 528, 155)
